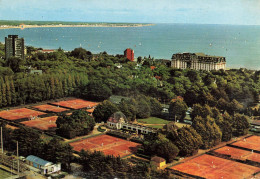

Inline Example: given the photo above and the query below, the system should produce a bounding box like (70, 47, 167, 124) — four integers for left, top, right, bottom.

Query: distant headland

(0, 20, 154, 29)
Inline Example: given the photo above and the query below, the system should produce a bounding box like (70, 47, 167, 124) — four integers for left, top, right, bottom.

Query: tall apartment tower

(124, 48, 134, 61)
(5, 35, 25, 60)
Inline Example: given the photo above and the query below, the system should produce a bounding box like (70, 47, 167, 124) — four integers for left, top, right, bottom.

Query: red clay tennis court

(230, 136, 260, 152)
(247, 153, 260, 163)
(33, 104, 68, 113)
(171, 154, 260, 179)
(214, 146, 260, 163)
(86, 134, 125, 146)
(214, 146, 250, 159)
(20, 116, 58, 131)
(69, 135, 141, 157)
(246, 135, 260, 143)
(0, 108, 46, 121)
(52, 99, 99, 109)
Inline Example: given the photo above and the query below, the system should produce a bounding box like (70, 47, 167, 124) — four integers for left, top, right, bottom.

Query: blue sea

(0, 23, 260, 70)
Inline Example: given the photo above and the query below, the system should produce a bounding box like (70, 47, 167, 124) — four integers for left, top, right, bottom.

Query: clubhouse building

(107, 112, 157, 134)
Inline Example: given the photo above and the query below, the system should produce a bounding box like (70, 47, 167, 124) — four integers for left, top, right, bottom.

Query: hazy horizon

(2, 20, 260, 27)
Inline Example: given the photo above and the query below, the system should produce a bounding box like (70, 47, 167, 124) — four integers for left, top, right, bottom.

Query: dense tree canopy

(0, 123, 74, 171)
(5, 56, 25, 72)
(169, 99, 188, 121)
(56, 110, 95, 138)
(118, 99, 137, 121)
(136, 98, 151, 119)
(84, 80, 112, 101)
(77, 149, 173, 178)
(93, 100, 119, 123)
(190, 104, 213, 120)
(0, 44, 257, 119)
(0, 44, 257, 176)
(70, 47, 93, 61)
(167, 126, 202, 156)
(192, 116, 222, 149)
(231, 113, 250, 136)
(143, 133, 179, 162)
(11, 126, 43, 156)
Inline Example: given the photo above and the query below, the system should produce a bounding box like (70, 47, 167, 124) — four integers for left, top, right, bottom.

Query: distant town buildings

(5, 35, 25, 60)
(171, 52, 226, 71)
(37, 49, 55, 53)
(124, 48, 134, 61)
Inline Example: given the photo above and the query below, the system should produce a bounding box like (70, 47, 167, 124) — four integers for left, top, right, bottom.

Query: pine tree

(63, 76, 68, 96)
(5, 81, 12, 105)
(1, 83, 7, 106)
(59, 79, 64, 97)
(50, 76, 55, 99)
(54, 78, 61, 98)
(10, 78, 16, 105)
(67, 74, 73, 95)
(0, 84, 2, 107)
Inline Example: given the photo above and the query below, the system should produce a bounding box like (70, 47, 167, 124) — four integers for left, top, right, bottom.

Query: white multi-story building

(171, 52, 226, 71)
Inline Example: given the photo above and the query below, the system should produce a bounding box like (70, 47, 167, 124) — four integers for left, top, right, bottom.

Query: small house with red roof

(150, 156, 166, 169)
(150, 66, 156, 70)
(171, 96, 184, 103)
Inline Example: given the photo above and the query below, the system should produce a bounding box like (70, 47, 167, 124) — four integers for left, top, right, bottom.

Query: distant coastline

(0, 21, 154, 29)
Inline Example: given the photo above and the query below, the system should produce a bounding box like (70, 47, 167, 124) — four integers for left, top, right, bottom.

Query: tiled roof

(151, 156, 166, 163)
(150, 66, 156, 70)
(108, 117, 119, 123)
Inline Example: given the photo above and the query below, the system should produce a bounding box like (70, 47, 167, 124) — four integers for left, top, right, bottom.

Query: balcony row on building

(171, 52, 226, 71)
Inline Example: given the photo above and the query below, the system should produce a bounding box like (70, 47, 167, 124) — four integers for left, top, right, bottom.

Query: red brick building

(124, 48, 134, 61)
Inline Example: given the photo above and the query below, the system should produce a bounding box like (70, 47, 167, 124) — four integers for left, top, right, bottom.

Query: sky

(0, 0, 260, 25)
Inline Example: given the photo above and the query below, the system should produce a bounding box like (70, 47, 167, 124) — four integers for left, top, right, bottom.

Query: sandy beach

(0, 24, 154, 29)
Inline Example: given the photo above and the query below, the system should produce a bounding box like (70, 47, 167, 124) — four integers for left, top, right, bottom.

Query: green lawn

(147, 125, 164, 129)
(137, 117, 191, 129)
(137, 117, 171, 124)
